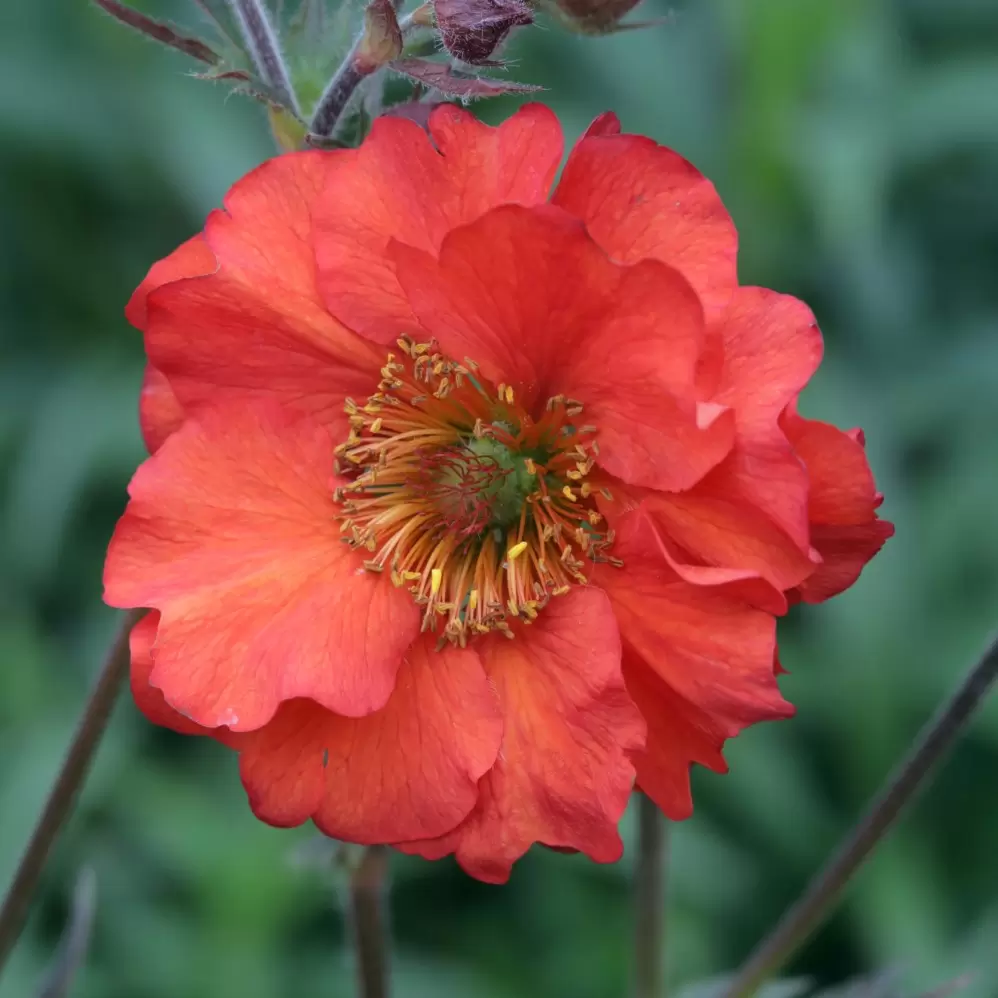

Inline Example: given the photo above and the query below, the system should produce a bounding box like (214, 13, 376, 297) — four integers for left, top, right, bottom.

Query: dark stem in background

(36, 867, 98, 998)
(349, 846, 391, 998)
(635, 794, 667, 998)
(723, 632, 998, 998)
(228, 0, 299, 114)
(0, 609, 143, 977)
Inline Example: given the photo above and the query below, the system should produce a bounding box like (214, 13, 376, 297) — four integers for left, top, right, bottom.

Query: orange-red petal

(552, 112, 738, 320)
(782, 407, 894, 602)
(138, 365, 186, 455)
(314, 103, 563, 343)
(592, 507, 791, 816)
(104, 401, 419, 731)
(232, 638, 502, 840)
(125, 235, 218, 453)
(393, 204, 735, 492)
(401, 589, 643, 883)
(640, 480, 818, 591)
(125, 235, 217, 330)
(129, 611, 210, 736)
(708, 288, 823, 434)
(597, 508, 791, 738)
(144, 153, 381, 432)
(624, 654, 728, 820)
(678, 288, 825, 560)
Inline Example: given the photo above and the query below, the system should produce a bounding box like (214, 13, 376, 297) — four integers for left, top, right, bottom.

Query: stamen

(331, 339, 617, 645)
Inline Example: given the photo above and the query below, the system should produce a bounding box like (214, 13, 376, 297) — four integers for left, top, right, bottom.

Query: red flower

(105, 105, 892, 883)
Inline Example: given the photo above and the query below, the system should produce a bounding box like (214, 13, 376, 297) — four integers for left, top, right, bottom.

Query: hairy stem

(310, 9, 419, 138)
(228, 0, 299, 113)
(723, 632, 998, 998)
(349, 846, 391, 998)
(635, 793, 667, 998)
(0, 609, 142, 975)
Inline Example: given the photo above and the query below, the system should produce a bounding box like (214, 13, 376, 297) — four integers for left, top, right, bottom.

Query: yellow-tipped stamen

(331, 340, 617, 645)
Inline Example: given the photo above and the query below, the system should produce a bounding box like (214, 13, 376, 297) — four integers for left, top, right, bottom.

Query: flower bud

(434, 0, 533, 65)
(542, 0, 644, 35)
(356, 0, 404, 74)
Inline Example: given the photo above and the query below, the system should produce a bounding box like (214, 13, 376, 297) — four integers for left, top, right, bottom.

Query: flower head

(106, 105, 892, 883)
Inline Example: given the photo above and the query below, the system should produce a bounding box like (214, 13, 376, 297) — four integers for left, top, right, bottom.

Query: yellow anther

(402, 570, 421, 581)
(524, 458, 536, 475)
(504, 385, 515, 404)
(370, 418, 383, 434)
(469, 589, 479, 612)
(430, 568, 442, 596)
(507, 541, 528, 561)
(562, 486, 577, 502)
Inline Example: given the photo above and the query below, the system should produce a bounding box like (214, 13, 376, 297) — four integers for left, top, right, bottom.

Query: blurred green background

(2, 0, 998, 995)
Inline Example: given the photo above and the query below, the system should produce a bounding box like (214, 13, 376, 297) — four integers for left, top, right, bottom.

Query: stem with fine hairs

(634, 793, 668, 998)
(722, 631, 998, 998)
(309, 9, 421, 139)
(0, 609, 143, 976)
(349, 846, 391, 998)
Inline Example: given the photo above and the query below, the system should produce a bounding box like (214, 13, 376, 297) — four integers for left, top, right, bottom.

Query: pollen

(333, 336, 617, 645)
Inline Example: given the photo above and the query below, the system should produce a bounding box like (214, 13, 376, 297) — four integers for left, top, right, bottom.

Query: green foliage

(1, 0, 997, 996)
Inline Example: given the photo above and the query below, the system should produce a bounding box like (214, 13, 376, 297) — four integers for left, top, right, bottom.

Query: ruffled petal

(314, 103, 563, 343)
(125, 235, 217, 330)
(139, 365, 186, 454)
(393, 204, 735, 491)
(600, 475, 817, 592)
(682, 288, 825, 556)
(782, 408, 894, 602)
(233, 637, 503, 840)
(596, 507, 792, 738)
(623, 653, 727, 820)
(129, 611, 210, 736)
(125, 236, 218, 453)
(401, 588, 643, 884)
(708, 288, 823, 433)
(104, 401, 419, 731)
(591, 507, 791, 816)
(145, 153, 381, 432)
(797, 520, 894, 602)
(552, 112, 738, 319)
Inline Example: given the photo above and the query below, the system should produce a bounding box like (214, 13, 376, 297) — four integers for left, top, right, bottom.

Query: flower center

(334, 337, 619, 645)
